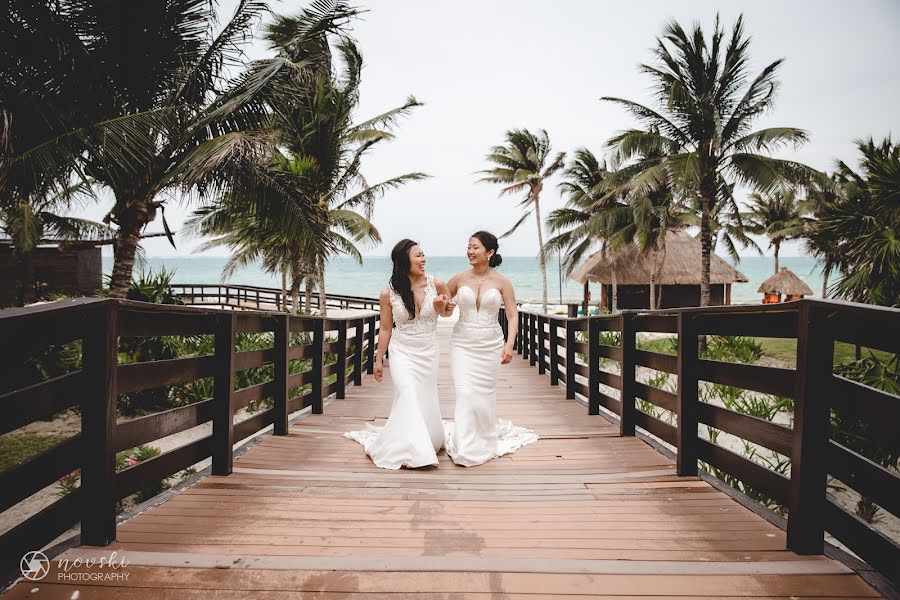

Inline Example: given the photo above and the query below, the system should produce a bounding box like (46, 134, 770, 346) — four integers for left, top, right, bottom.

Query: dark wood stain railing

(2, 288, 898, 588)
(0, 290, 379, 573)
(513, 299, 899, 585)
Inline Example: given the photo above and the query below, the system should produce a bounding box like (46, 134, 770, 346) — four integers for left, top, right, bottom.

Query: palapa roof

(568, 230, 749, 286)
(757, 267, 814, 296)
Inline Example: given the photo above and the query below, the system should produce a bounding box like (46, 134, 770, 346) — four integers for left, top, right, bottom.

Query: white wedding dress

(344, 275, 443, 469)
(445, 285, 538, 467)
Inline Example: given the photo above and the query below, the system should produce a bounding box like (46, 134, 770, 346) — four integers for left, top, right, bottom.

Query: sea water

(104, 255, 825, 306)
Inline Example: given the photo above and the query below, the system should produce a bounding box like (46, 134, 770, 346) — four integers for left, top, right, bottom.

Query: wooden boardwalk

(7, 323, 879, 598)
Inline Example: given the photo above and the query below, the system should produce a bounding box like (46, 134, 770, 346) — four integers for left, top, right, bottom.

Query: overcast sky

(85, 0, 900, 258)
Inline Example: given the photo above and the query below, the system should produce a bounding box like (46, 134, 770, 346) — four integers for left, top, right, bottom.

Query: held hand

(446, 299, 457, 313)
(433, 294, 448, 311)
(374, 359, 384, 382)
(500, 346, 513, 365)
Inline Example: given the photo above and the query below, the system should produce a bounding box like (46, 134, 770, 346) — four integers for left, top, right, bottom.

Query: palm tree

(480, 129, 565, 314)
(811, 137, 900, 306)
(602, 15, 813, 306)
(7, 0, 336, 298)
(743, 185, 807, 273)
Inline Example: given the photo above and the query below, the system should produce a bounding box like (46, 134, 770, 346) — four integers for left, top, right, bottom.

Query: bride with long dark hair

(344, 239, 452, 469)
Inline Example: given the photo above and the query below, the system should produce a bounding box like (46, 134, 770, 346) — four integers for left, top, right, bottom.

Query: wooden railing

(0, 295, 379, 576)
(170, 283, 380, 312)
(515, 299, 899, 585)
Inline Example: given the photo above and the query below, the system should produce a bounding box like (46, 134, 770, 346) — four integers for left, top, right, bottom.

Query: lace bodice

(455, 285, 503, 331)
(390, 275, 438, 339)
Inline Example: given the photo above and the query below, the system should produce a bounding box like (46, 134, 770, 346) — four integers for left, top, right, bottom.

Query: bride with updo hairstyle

(439, 231, 538, 467)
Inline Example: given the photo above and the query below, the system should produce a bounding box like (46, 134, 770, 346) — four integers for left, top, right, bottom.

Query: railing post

(565, 320, 576, 399)
(619, 312, 637, 437)
(212, 312, 236, 476)
(311, 319, 324, 414)
(787, 302, 832, 554)
(528, 315, 539, 367)
(549, 318, 559, 386)
(81, 301, 119, 546)
(522, 313, 530, 360)
(366, 316, 376, 375)
(336, 320, 348, 399)
(588, 317, 601, 415)
(537, 315, 547, 375)
(676, 312, 699, 476)
(517, 311, 524, 355)
(353, 320, 364, 386)
(273, 314, 290, 436)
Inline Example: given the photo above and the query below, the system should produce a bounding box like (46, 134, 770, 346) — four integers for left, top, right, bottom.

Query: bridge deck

(7, 324, 878, 598)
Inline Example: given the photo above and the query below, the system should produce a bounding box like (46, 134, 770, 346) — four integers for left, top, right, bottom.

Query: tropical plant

(189, 7, 425, 316)
(5, 0, 323, 298)
(480, 128, 565, 314)
(602, 15, 814, 306)
(743, 185, 808, 273)
(808, 137, 900, 306)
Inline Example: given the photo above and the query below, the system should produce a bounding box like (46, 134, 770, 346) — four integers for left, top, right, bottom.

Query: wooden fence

(513, 299, 899, 583)
(0, 295, 379, 574)
(170, 283, 380, 312)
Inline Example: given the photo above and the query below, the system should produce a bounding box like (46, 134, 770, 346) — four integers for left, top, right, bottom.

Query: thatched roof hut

(570, 231, 749, 285)
(567, 231, 748, 311)
(757, 267, 813, 297)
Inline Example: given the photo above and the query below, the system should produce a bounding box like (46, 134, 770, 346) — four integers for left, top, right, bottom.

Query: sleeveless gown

(344, 275, 443, 469)
(445, 285, 538, 467)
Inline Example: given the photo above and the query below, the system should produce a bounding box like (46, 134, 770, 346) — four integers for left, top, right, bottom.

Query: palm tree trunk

(281, 266, 288, 312)
(699, 196, 712, 308)
(304, 273, 313, 315)
(649, 277, 656, 311)
(533, 195, 549, 314)
(822, 270, 829, 299)
(774, 241, 780, 274)
(290, 258, 301, 314)
(14, 251, 33, 307)
(317, 256, 327, 317)
(109, 199, 151, 298)
(611, 271, 618, 313)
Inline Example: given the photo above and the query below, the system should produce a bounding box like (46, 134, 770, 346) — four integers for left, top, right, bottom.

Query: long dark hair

(471, 230, 502, 268)
(389, 239, 418, 316)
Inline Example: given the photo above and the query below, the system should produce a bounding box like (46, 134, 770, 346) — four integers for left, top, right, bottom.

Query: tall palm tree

(743, 185, 807, 273)
(544, 148, 631, 311)
(602, 15, 813, 306)
(7, 0, 333, 297)
(480, 129, 565, 314)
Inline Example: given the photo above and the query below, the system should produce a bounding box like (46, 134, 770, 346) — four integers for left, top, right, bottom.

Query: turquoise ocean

(104, 255, 825, 306)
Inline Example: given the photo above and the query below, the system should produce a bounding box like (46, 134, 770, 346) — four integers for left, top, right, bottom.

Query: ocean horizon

(104, 254, 826, 306)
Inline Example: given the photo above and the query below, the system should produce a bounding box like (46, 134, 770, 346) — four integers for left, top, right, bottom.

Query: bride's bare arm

(433, 277, 456, 317)
(499, 277, 517, 364)
(374, 288, 393, 381)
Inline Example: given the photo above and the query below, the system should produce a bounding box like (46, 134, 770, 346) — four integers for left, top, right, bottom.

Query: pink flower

(126, 457, 139, 467)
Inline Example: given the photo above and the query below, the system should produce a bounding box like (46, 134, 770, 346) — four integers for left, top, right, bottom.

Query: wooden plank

(596, 344, 621, 361)
(0, 370, 81, 435)
(117, 355, 215, 393)
(633, 314, 678, 334)
(830, 375, 900, 441)
(696, 403, 792, 456)
(824, 499, 900, 585)
(587, 318, 601, 416)
(234, 409, 276, 442)
(116, 437, 213, 500)
(0, 434, 81, 513)
(115, 400, 214, 452)
(694, 309, 799, 339)
(234, 348, 277, 371)
(819, 301, 900, 352)
(698, 439, 790, 505)
(634, 382, 677, 413)
(0, 489, 81, 567)
(233, 381, 276, 412)
(565, 320, 577, 400)
(0, 297, 98, 357)
(634, 349, 677, 374)
(697, 359, 796, 398)
(827, 440, 900, 519)
(234, 313, 273, 334)
(634, 410, 677, 446)
(118, 307, 218, 337)
(311, 319, 324, 414)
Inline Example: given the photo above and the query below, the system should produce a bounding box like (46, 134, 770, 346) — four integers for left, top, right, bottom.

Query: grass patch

(0, 432, 68, 472)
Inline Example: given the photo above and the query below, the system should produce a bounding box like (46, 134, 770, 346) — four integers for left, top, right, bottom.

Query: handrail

(0, 295, 381, 576)
(513, 298, 900, 586)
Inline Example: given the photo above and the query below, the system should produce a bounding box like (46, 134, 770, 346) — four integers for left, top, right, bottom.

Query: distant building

(568, 230, 749, 310)
(757, 267, 814, 303)
(0, 240, 102, 307)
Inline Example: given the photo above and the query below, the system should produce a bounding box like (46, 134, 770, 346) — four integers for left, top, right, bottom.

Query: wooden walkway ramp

(8, 323, 878, 598)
